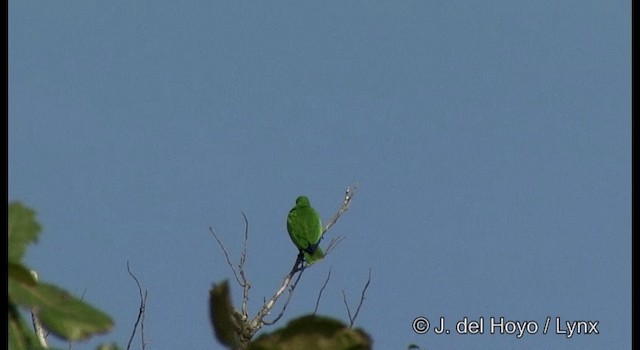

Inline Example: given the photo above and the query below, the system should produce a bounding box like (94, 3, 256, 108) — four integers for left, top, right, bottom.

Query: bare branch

(240, 212, 249, 268)
(126, 261, 148, 350)
(324, 236, 345, 257)
(31, 310, 47, 348)
(350, 268, 371, 327)
(250, 271, 292, 329)
(263, 268, 305, 325)
(208, 213, 295, 342)
(250, 255, 303, 329)
(209, 226, 243, 287)
(239, 212, 251, 319)
(319, 185, 356, 258)
(342, 290, 352, 324)
(322, 184, 357, 236)
(29, 270, 48, 348)
(140, 290, 149, 349)
(343, 269, 372, 328)
(313, 268, 332, 315)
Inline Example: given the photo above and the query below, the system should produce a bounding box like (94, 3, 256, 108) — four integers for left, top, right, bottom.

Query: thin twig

(239, 212, 251, 319)
(324, 236, 345, 257)
(67, 287, 88, 350)
(313, 268, 332, 315)
(350, 268, 371, 327)
(127, 261, 148, 350)
(209, 226, 243, 287)
(140, 290, 148, 349)
(342, 269, 372, 327)
(342, 290, 352, 324)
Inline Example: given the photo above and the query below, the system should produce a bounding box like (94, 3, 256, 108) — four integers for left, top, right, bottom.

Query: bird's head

(295, 196, 311, 207)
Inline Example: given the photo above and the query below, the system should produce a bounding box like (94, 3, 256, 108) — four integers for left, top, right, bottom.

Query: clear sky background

(9, 1, 630, 349)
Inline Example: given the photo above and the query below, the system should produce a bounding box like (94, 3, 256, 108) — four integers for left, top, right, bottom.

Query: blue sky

(9, 1, 630, 349)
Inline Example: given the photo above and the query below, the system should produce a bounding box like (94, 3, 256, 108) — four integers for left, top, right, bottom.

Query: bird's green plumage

(287, 196, 324, 264)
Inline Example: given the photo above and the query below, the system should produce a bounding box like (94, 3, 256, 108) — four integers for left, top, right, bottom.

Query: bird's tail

(304, 246, 324, 264)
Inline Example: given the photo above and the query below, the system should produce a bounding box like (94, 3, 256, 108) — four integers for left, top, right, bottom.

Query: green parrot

(287, 196, 324, 264)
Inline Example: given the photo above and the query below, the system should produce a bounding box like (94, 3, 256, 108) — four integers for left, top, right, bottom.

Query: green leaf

(209, 280, 240, 349)
(8, 262, 38, 288)
(248, 315, 372, 350)
(8, 201, 42, 263)
(8, 301, 48, 350)
(8, 277, 114, 341)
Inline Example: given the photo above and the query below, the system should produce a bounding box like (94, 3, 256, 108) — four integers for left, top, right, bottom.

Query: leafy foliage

(8, 302, 48, 350)
(8, 201, 114, 349)
(209, 280, 242, 348)
(8, 202, 41, 263)
(248, 315, 372, 350)
(8, 197, 372, 350)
